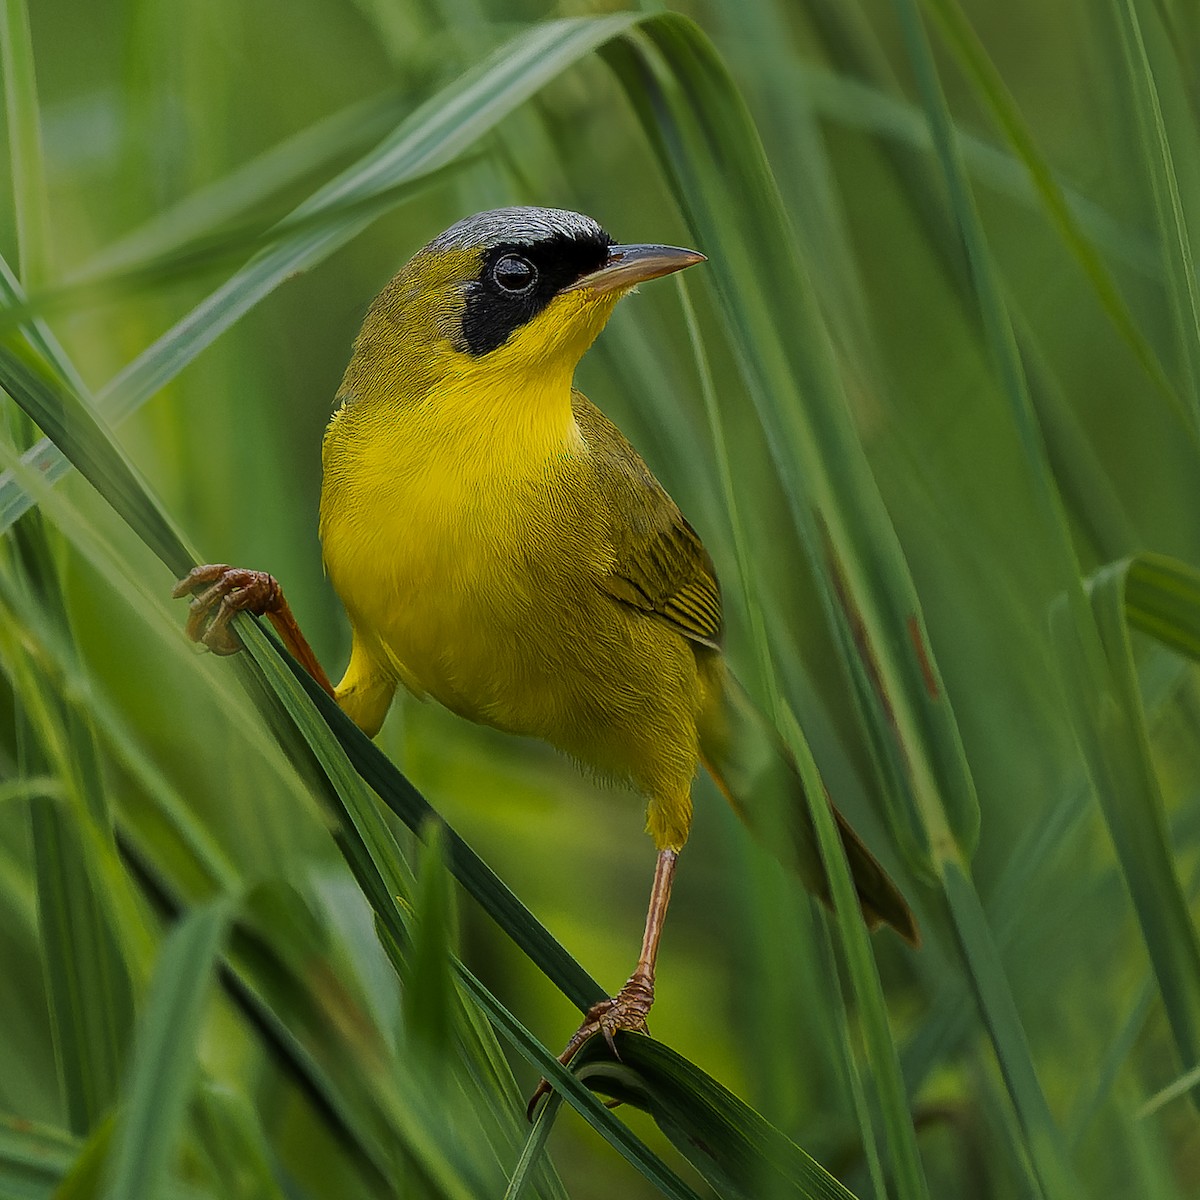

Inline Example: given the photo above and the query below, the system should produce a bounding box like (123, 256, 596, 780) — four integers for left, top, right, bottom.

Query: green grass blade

(0, 1116, 79, 1200)
(0, 0, 51, 287)
(1138, 1060, 1200, 1119)
(403, 820, 457, 1059)
(0, 339, 193, 573)
(605, 17, 947, 1196)
(577, 1036, 863, 1200)
(923, 0, 1187, 425)
(0, 14, 641, 535)
(938, 865, 1078, 1198)
(26, 795, 128, 1135)
(101, 898, 231, 1200)
(0, 246, 89, 398)
(604, 13, 976, 874)
(502, 1096, 561, 1200)
(796, 65, 1157, 277)
(1087, 555, 1200, 1096)
(777, 707, 928, 1200)
(1123, 554, 1200, 659)
(1108, 0, 1200, 430)
(78, 90, 411, 282)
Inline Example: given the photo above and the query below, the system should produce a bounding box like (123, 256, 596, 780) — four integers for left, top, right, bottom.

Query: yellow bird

(175, 206, 918, 1109)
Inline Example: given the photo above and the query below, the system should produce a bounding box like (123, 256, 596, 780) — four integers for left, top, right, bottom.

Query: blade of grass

(606, 18, 946, 1198)
(0, 597, 132, 1136)
(1108, 0, 1200, 431)
(79, 90, 412, 281)
(795, 65, 1158, 277)
(576, 1035, 862, 1200)
(678, 275, 888, 1198)
(403, 820, 457, 1060)
(502, 1095, 561, 1200)
(0, 14, 642, 534)
(1086, 554, 1200, 1096)
(0, 1116, 79, 1200)
(1138, 1060, 1200, 1119)
(0, 162, 471, 333)
(100, 898, 231, 1200)
(922, 0, 1186, 424)
(0, 0, 51, 287)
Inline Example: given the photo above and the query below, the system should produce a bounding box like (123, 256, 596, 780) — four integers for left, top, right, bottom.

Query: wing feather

(574, 392, 723, 649)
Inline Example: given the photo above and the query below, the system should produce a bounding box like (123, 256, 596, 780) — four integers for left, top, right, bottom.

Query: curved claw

(172, 564, 282, 656)
(526, 971, 653, 1120)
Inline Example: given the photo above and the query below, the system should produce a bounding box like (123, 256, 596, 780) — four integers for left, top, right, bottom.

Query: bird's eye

(492, 254, 537, 294)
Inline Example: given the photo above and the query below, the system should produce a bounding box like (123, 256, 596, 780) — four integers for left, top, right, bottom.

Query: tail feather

(700, 672, 920, 947)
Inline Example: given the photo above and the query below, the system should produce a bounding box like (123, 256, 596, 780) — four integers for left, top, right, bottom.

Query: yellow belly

(319, 383, 714, 850)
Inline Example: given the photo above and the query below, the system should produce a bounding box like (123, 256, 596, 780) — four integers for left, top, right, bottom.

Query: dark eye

(492, 254, 537, 294)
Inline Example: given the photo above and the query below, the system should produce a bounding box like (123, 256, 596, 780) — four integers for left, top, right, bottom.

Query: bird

(174, 205, 918, 1114)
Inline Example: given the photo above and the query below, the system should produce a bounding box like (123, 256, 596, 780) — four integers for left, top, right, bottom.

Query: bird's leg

(527, 847, 678, 1118)
(172, 564, 336, 699)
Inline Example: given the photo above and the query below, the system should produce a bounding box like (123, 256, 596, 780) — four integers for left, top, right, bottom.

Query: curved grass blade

(0, 14, 641, 534)
(0, 339, 193, 573)
(795, 66, 1157, 278)
(243, 625, 706, 1200)
(404, 820, 457, 1061)
(1087, 554, 1200, 1102)
(0, 1116, 79, 1200)
(0, 162, 469, 333)
(1122, 553, 1200, 659)
(100, 898, 231, 1200)
(604, 16, 940, 1197)
(79, 90, 411, 282)
(575, 1036, 860, 1200)
(0, 16, 952, 1192)
(922, 0, 1185, 423)
(0, 354, 691, 1194)
(1138, 1061, 1200, 1120)
(603, 13, 975, 875)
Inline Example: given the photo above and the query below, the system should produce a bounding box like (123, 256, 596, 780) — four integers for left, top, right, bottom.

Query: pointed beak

(564, 243, 706, 295)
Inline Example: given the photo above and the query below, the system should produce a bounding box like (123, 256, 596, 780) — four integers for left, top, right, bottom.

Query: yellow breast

(320, 365, 606, 720)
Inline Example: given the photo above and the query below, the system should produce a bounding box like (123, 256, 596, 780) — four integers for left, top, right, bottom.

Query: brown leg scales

(527, 848, 678, 1119)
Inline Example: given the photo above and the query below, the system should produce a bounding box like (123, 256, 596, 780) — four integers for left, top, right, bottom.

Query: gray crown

(424, 206, 609, 253)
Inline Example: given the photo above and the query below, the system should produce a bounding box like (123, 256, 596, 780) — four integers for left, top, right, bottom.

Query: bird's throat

(425, 362, 585, 478)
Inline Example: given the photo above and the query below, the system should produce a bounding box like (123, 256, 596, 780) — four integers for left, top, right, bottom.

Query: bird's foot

(526, 968, 654, 1120)
(172, 564, 283, 655)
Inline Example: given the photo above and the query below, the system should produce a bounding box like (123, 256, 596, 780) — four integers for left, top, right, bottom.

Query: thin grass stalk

(1108, 0, 1200, 433)
(922, 0, 1187, 424)
(0, 0, 51, 288)
(678, 275, 889, 1199)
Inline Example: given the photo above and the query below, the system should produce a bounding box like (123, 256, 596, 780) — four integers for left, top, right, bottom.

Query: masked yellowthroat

(175, 206, 918, 1112)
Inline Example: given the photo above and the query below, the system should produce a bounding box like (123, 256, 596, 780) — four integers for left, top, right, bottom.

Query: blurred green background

(3, 0, 1200, 1197)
